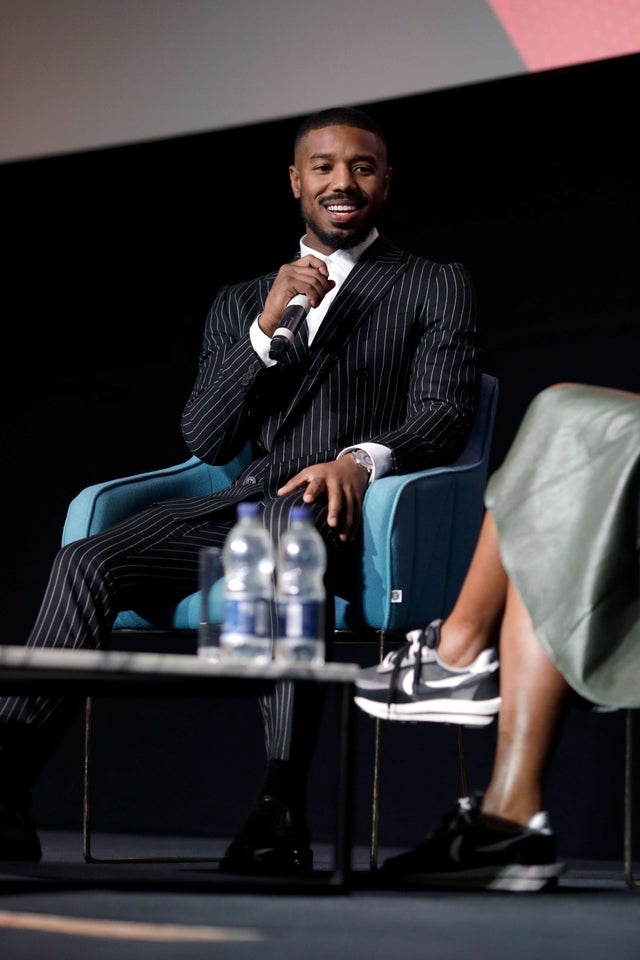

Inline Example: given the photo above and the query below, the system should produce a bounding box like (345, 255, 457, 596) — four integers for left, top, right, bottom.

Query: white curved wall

(1, 0, 638, 163)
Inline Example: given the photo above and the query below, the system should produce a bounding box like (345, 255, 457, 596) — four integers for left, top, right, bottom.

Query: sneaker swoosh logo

(474, 835, 527, 853)
(402, 670, 471, 694)
(422, 676, 471, 689)
(449, 832, 524, 862)
(449, 836, 464, 863)
(401, 671, 417, 696)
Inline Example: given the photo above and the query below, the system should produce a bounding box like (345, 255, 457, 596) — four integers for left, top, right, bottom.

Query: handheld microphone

(268, 293, 311, 360)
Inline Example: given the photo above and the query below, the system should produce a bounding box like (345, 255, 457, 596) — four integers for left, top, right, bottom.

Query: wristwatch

(351, 448, 374, 475)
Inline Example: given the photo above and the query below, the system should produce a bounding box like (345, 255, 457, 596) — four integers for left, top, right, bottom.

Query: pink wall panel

(487, 0, 640, 70)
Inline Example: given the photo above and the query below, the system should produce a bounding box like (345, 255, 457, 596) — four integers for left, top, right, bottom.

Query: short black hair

(294, 106, 387, 153)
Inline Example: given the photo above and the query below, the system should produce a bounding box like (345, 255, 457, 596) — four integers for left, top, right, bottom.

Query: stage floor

(0, 831, 638, 960)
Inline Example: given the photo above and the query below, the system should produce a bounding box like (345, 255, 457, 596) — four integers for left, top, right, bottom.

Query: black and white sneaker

(354, 620, 500, 726)
(356, 620, 442, 688)
(380, 793, 565, 892)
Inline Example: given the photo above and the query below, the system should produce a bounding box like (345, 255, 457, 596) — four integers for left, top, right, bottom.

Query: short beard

(302, 210, 375, 251)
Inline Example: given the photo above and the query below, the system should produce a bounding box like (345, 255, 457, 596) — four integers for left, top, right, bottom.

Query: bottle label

(222, 597, 272, 639)
(279, 600, 324, 640)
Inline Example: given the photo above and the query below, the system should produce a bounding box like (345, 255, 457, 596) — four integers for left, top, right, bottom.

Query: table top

(0, 644, 361, 694)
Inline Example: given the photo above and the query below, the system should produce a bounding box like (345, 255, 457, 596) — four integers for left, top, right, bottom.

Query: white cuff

(337, 442, 392, 483)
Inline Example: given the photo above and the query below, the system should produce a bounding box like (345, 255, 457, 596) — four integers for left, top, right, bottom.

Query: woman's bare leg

(481, 579, 571, 825)
(437, 511, 508, 666)
(440, 510, 571, 824)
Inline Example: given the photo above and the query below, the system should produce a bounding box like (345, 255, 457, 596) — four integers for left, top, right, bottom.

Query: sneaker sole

(384, 861, 566, 893)
(354, 695, 501, 725)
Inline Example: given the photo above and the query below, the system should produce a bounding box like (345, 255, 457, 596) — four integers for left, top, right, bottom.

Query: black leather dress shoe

(219, 795, 313, 875)
(0, 802, 42, 862)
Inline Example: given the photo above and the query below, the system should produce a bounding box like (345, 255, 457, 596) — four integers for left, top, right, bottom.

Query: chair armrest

(62, 450, 251, 545)
(358, 460, 488, 632)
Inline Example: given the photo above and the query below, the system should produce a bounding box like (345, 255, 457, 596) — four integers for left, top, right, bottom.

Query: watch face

(354, 450, 373, 471)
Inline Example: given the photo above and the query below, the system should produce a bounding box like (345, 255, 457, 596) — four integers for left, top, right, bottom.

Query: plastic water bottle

(220, 502, 276, 663)
(275, 505, 327, 664)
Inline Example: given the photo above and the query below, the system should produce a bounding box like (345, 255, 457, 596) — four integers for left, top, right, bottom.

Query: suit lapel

(312, 240, 406, 351)
(273, 237, 409, 437)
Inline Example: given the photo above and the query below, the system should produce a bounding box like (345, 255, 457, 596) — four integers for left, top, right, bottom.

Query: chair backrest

(439, 372, 499, 611)
(451, 373, 498, 468)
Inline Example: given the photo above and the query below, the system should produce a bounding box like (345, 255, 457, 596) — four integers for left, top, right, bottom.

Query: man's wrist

(351, 449, 374, 475)
(338, 442, 391, 482)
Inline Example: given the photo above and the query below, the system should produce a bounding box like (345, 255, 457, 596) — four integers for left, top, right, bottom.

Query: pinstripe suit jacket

(174, 235, 483, 519)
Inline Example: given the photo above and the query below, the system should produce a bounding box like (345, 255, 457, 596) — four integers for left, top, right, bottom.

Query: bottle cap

(290, 505, 312, 522)
(237, 501, 261, 518)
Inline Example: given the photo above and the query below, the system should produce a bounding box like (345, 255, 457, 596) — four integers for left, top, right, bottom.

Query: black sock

(259, 759, 307, 814)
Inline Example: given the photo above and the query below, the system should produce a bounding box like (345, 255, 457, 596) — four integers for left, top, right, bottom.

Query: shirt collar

(299, 227, 378, 269)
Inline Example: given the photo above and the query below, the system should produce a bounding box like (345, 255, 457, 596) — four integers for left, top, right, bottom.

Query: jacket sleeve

(180, 279, 274, 464)
(371, 259, 483, 474)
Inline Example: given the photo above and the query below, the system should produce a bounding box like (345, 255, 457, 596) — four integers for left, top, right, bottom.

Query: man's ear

(289, 165, 301, 199)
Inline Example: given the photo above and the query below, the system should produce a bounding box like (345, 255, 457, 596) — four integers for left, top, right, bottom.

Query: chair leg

(454, 725, 469, 797)
(624, 709, 639, 889)
(82, 695, 220, 864)
(369, 630, 387, 871)
(82, 696, 95, 862)
(369, 717, 383, 871)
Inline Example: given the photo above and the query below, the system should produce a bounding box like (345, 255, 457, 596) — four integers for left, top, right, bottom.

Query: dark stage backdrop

(2, 53, 639, 860)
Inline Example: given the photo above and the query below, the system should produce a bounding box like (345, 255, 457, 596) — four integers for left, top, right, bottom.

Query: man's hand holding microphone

(258, 257, 335, 359)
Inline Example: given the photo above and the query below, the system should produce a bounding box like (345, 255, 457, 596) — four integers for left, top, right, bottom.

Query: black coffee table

(0, 644, 360, 890)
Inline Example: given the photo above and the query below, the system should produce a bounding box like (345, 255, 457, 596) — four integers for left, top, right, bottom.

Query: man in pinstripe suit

(0, 107, 483, 873)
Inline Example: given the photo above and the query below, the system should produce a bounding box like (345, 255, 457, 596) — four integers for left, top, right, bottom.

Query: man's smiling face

(289, 123, 392, 255)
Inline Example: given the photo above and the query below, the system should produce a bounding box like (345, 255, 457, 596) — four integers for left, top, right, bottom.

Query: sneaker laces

(430, 792, 483, 838)
(431, 794, 552, 840)
(387, 620, 441, 705)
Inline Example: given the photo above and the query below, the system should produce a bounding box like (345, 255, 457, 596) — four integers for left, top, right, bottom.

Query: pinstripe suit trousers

(0, 489, 342, 795)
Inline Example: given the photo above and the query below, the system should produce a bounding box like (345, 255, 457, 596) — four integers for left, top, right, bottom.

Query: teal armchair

(61, 372, 499, 866)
